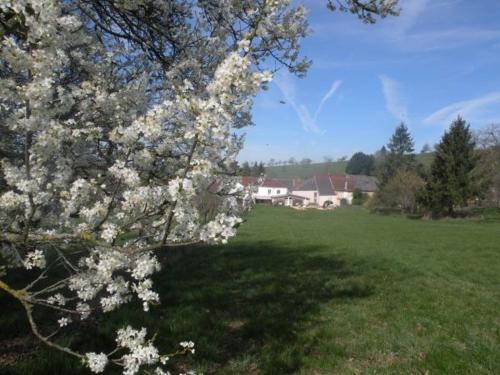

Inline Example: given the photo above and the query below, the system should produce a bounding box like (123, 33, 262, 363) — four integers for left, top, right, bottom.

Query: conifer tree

(388, 122, 414, 155)
(379, 122, 415, 185)
(424, 117, 480, 216)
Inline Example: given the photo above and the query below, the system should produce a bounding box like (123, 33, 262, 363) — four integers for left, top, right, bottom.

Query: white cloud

(312, 0, 500, 54)
(424, 92, 500, 126)
(394, 0, 431, 34)
(395, 28, 500, 52)
(275, 73, 342, 133)
(379, 74, 409, 123)
(274, 73, 320, 133)
(389, 0, 500, 52)
(314, 80, 342, 120)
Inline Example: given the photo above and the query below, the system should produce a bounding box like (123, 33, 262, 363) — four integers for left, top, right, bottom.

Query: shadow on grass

(1, 240, 374, 375)
(151, 240, 373, 374)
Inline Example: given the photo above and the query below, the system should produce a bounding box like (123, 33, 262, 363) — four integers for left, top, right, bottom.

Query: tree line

(369, 118, 500, 217)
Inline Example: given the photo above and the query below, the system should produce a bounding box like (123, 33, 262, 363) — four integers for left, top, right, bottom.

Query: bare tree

(475, 124, 500, 206)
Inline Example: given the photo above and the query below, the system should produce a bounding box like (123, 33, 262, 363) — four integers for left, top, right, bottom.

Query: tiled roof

(294, 177, 317, 191)
(293, 174, 377, 194)
(350, 175, 378, 192)
(329, 174, 354, 192)
(316, 174, 335, 195)
(261, 178, 289, 188)
(240, 176, 259, 186)
(243, 174, 377, 193)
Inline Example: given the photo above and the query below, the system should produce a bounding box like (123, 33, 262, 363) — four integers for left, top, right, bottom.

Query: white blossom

(116, 326, 147, 349)
(76, 302, 91, 320)
(58, 317, 71, 327)
(85, 352, 108, 373)
(23, 250, 46, 270)
(47, 294, 67, 306)
(180, 341, 196, 354)
(0, 0, 309, 373)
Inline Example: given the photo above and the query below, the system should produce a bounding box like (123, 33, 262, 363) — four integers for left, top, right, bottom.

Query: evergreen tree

(387, 122, 414, 155)
(423, 117, 480, 216)
(379, 122, 415, 185)
(346, 152, 375, 175)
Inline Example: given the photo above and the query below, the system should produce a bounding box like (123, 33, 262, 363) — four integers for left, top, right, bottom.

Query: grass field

(265, 153, 435, 179)
(1, 206, 499, 374)
(265, 161, 348, 178)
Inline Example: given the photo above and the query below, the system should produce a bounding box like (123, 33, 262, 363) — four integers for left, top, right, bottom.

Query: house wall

(256, 186, 287, 198)
(253, 186, 288, 200)
(292, 190, 318, 205)
(318, 195, 336, 207)
(334, 191, 353, 205)
(292, 191, 356, 207)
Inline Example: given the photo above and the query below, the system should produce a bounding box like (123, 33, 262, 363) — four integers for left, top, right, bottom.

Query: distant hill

(265, 161, 348, 179)
(416, 152, 435, 168)
(265, 153, 435, 179)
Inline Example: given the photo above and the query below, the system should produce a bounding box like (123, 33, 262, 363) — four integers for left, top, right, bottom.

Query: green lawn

(2, 207, 500, 374)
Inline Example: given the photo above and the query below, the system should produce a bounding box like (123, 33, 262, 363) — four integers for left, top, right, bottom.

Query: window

(268, 189, 272, 194)
(277, 189, 280, 194)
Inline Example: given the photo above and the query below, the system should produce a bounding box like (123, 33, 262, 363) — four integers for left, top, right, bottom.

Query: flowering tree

(0, 0, 310, 372)
(0, 0, 398, 373)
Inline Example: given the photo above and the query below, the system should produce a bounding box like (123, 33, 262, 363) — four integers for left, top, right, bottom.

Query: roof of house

(293, 174, 377, 195)
(261, 178, 289, 188)
(242, 174, 378, 193)
(316, 174, 336, 195)
(330, 174, 354, 192)
(350, 174, 378, 192)
(240, 176, 260, 187)
(294, 177, 317, 191)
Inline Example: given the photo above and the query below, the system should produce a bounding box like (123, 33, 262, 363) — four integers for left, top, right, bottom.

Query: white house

(292, 174, 377, 208)
(256, 182, 287, 200)
(240, 176, 306, 206)
(240, 174, 377, 208)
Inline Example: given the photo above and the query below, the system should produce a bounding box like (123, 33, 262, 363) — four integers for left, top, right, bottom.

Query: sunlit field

(1, 206, 499, 374)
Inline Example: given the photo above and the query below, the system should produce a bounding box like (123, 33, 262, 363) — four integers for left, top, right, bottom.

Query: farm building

(240, 177, 303, 205)
(240, 174, 377, 208)
(293, 174, 377, 207)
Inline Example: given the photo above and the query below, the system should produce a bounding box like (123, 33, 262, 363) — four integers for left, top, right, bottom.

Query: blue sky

(238, 0, 500, 163)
